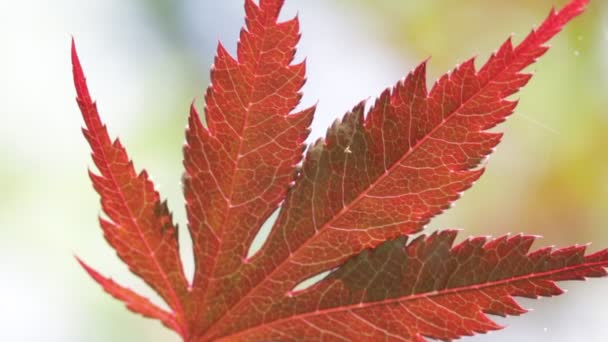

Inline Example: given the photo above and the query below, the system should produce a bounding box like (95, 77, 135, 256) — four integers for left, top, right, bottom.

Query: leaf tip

(75, 256, 100, 281)
(71, 38, 92, 104)
(70, 38, 81, 74)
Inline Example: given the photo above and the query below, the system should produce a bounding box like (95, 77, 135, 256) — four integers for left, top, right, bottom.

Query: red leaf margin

(221, 230, 608, 341)
(182, 0, 315, 331)
(71, 0, 608, 341)
(202, 0, 595, 339)
(72, 39, 189, 339)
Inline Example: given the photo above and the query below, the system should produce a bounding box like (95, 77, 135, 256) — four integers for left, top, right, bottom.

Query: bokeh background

(1, 0, 607, 340)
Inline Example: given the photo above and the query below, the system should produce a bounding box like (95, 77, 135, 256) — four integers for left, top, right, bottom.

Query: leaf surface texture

(72, 0, 606, 341)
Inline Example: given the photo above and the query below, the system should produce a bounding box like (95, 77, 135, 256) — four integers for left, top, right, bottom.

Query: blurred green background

(0, 0, 606, 340)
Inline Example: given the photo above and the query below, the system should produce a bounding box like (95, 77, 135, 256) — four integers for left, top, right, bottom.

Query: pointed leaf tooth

(586, 248, 608, 262)
(528, 246, 553, 260)
(485, 295, 528, 317)
(584, 267, 608, 278)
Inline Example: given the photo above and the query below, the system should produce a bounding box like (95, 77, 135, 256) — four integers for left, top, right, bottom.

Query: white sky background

(0, 0, 607, 341)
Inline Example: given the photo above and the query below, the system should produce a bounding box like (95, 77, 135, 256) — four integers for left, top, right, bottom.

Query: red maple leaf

(72, 0, 607, 340)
